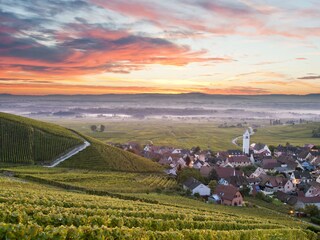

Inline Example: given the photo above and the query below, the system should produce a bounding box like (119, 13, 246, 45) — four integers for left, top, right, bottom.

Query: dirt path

(231, 127, 254, 147)
(45, 138, 90, 167)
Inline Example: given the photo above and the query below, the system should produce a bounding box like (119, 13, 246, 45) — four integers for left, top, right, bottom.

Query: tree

(208, 180, 217, 193)
(177, 168, 203, 184)
(269, 145, 276, 155)
(304, 205, 320, 217)
(193, 192, 200, 198)
(100, 125, 105, 132)
(240, 186, 250, 196)
(185, 155, 192, 167)
(90, 125, 97, 132)
(193, 146, 201, 154)
(208, 168, 219, 181)
(312, 127, 320, 138)
(240, 165, 257, 176)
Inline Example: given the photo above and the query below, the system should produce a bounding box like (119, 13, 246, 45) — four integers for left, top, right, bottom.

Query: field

(0, 173, 316, 239)
(55, 119, 320, 150)
(250, 123, 320, 147)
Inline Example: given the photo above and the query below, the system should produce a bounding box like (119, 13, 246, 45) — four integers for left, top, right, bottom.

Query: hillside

(0, 175, 316, 239)
(0, 112, 162, 172)
(0, 112, 83, 164)
(59, 135, 162, 172)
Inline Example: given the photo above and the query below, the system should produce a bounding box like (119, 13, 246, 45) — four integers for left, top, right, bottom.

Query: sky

(1, 0, 320, 95)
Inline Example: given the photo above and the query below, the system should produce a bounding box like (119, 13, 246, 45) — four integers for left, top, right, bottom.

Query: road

(231, 127, 254, 147)
(45, 139, 90, 167)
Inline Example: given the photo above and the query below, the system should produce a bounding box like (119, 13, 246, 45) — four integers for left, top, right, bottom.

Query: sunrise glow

(1, 0, 320, 95)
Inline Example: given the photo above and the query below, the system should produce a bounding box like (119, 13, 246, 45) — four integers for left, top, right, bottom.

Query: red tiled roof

(214, 166, 243, 179)
(200, 166, 214, 178)
(214, 185, 240, 201)
(228, 156, 250, 163)
(298, 196, 320, 203)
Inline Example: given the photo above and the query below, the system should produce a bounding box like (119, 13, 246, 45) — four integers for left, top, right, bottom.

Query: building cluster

(112, 129, 320, 208)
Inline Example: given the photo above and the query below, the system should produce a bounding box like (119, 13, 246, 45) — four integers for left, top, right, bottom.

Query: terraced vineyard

(0, 176, 316, 239)
(0, 112, 82, 164)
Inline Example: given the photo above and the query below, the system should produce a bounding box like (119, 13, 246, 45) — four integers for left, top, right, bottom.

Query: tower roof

(243, 129, 250, 136)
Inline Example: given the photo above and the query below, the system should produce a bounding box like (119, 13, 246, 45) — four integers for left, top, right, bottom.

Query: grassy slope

(59, 135, 162, 172)
(0, 112, 82, 164)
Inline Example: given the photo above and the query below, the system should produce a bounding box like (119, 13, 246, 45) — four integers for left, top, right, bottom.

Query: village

(112, 129, 320, 212)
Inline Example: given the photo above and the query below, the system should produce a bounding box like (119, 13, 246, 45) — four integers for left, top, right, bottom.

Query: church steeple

(242, 129, 250, 155)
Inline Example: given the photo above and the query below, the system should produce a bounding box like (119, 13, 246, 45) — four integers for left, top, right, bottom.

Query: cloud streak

(0, 0, 319, 95)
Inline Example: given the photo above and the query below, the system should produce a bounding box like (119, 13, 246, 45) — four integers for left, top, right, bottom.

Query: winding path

(231, 127, 254, 147)
(45, 139, 91, 167)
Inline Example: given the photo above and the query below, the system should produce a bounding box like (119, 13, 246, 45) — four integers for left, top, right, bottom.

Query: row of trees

(90, 125, 105, 132)
(312, 127, 320, 138)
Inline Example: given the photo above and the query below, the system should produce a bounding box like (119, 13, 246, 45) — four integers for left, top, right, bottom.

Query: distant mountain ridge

(0, 93, 319, 97)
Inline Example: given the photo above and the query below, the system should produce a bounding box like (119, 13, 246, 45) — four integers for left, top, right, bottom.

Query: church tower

(243, 129, 250, 155)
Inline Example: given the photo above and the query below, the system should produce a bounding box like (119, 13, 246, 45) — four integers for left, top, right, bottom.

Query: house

(282, 179, 296, 194)
(311, 156, 320, 167)
(297, 150, 313, 162)
(200, 166, 214, 178)
(208, 194, 222, 204)
(295, 196, 320, 209)
(290, 171, 312, 184)
(274, 164, 296, 175)
(226, 175, 248, 189)
(193, 160, 203, 169)
(250, 143, 271, 156)
(301, 161, 315, 171)
(275, 191, 297, 206)
(250, 167, 266, 178)
(227, 149, 244, 156)
(214, 166, 243, 180)
(227, 156, 251, 167)
(183, 177, 210, 196)
(316, 175, 320, 184)
(304, 144, 317, 150)
(304, 181, 320, 197)
(260, 175, 285, 193)
(261, 159, 280, 171)
(214, 184, 243, 206)
(250, 184, 261, 196)
(247, 177, 261, 186)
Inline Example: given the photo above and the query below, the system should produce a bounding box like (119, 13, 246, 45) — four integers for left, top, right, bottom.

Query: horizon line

(1, 92, 319, 97)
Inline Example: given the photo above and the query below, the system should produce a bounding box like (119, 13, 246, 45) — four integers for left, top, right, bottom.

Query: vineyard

(0, 112, 82, 164)
(0, 176, 316, 239)
(3, 166, 176, 193)
(58, 135, 162, 172)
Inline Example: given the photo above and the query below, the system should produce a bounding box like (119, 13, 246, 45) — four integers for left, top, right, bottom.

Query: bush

(311, 217, 320, 225)
(305, 205, 319, 217)
(177, 168, 203, 184)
